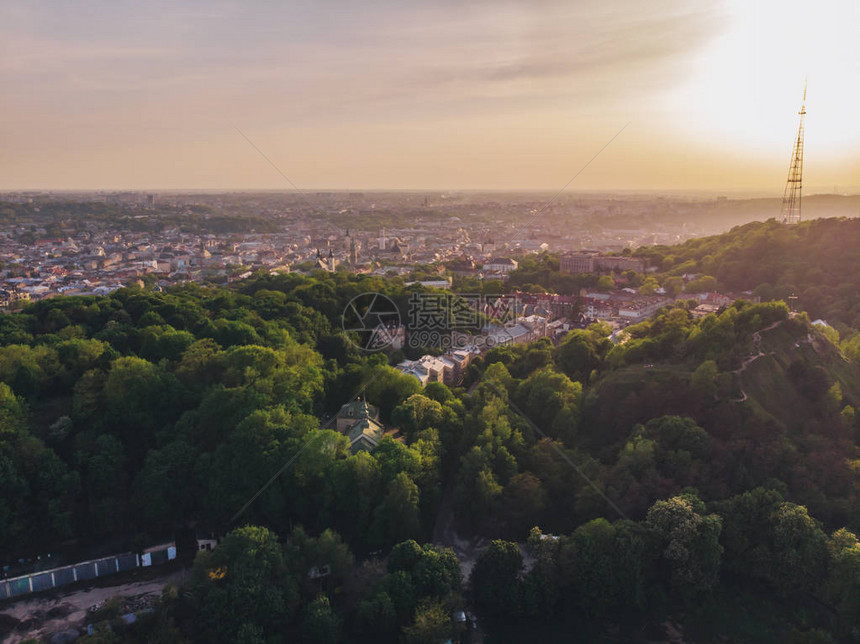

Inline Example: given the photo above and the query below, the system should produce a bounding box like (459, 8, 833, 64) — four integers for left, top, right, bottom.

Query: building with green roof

(335, 398, 385, 453)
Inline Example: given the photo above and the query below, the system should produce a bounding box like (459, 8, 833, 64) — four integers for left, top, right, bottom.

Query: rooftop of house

(347, 416, 385, 452)
(336, 398, 379, 421)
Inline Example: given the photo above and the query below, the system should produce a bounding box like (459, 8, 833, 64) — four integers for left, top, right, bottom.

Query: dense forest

(634, 217, 860, 333)
(2, 252, 860, 640)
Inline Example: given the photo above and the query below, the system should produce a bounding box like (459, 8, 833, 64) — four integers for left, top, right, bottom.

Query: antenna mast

(781, 81, 806, 224)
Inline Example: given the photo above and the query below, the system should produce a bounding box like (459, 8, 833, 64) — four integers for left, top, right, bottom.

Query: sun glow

(667, 0, 860, 164)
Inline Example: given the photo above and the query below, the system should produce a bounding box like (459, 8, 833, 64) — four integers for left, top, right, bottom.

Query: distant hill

(637, 217, 860, 331)
(703, 194, 860, 230)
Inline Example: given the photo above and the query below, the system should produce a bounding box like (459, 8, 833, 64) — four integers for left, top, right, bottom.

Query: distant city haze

(2, 0, 859, 192)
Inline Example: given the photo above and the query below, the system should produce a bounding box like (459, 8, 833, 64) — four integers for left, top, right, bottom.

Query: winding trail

(730, 320, 784, 402)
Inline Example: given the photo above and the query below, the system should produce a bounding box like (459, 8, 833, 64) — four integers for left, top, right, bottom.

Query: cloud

(1, 0, 721, 110)
(0, 0, 740, 189)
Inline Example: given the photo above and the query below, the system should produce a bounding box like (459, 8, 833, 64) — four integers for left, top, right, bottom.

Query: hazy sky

(2, 0, 859, 192)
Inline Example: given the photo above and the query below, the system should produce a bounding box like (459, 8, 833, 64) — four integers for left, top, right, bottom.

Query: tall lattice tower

(781, 83, 807, 224)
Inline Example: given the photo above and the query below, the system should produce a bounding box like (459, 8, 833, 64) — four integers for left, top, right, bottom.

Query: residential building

(482, 258, 518, 273)
(334, 399, 385, 452)
(560, 252, 645, 274)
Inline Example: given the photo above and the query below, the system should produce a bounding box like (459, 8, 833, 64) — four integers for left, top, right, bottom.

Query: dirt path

(732, 320, 783, 402)
(729, 320, 785, 403)
(0, 568, 187, 644)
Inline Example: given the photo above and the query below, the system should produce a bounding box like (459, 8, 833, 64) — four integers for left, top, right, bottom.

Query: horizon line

(4, 187, 860, 198)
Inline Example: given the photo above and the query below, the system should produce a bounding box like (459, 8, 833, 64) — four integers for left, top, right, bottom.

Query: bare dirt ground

(0, 568, 187, 644)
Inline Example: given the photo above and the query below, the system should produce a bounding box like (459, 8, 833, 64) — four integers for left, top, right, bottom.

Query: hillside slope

(580, 309, 860, 528)
(635, 217, 860, 331)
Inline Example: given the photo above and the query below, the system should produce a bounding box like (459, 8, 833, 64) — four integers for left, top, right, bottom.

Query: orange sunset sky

(2, 0, 859, 193)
